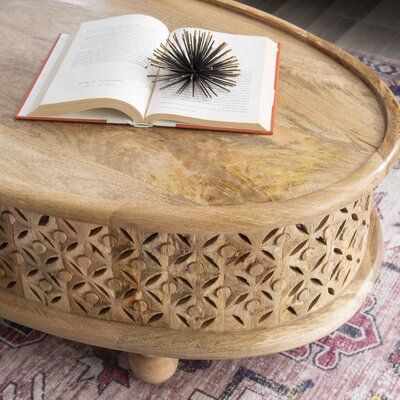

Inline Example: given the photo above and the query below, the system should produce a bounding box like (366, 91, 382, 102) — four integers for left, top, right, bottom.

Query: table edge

(0, 0, 399, 232)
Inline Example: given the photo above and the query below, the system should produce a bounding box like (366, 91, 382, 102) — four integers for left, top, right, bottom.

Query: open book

(16, 15, 281, 134)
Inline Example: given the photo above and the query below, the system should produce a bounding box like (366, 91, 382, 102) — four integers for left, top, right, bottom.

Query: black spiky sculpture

(148, 30, 240, 98)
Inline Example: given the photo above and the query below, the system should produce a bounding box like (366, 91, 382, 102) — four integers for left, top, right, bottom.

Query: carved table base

(0, 199, 383, 383)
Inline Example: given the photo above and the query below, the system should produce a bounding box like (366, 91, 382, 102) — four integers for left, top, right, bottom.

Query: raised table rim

(0, 0, 399, 233)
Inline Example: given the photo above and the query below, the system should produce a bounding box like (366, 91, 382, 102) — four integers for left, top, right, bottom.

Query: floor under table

(239, 0, 400, 59)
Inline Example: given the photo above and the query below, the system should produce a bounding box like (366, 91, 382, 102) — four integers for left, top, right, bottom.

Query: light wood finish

(0, 0, 397, 384)
(0, 0, 399, 234)
(0, 196, 372, 332)
(0, 211, 383, 360)
(128, 354, 178, 384)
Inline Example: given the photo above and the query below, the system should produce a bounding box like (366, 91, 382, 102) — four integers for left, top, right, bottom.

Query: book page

(146, 29, 278, 130)
(39, 14, 169, 118)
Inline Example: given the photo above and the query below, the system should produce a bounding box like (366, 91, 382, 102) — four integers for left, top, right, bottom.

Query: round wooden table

(0, 0, 399, 385)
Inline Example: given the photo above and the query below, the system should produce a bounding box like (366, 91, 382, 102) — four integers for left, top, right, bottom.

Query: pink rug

(0, 51, 399, 400)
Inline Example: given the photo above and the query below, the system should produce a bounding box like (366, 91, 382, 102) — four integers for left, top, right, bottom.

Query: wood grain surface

(0, 195, 372, 333)
(0, 210, 382, 359)
(0, 0, 399, 233)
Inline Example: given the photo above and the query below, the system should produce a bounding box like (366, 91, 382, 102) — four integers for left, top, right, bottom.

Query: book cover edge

(14, 33, 107, 124)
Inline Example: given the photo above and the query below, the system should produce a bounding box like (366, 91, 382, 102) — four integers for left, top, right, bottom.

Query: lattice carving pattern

(0, 196, 372, 332)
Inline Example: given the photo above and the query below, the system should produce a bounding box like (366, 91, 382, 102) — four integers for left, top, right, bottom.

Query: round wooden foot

(128, 353, 178, 384)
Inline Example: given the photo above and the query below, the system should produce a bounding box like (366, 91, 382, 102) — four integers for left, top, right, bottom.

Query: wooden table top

(0, 0, 399, 232)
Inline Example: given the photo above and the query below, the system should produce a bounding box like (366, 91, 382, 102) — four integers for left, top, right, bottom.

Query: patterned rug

(0, 51, 399, 400)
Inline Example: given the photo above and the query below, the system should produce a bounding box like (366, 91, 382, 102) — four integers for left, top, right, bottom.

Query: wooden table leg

(128, 353, 179, 384)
